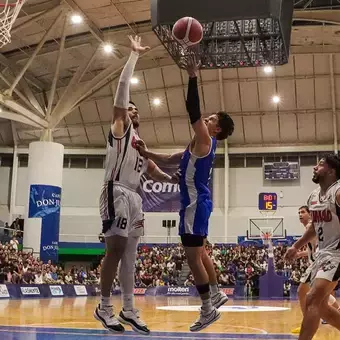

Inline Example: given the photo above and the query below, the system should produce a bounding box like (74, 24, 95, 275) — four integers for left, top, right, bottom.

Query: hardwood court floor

(0, 296, 338, 339)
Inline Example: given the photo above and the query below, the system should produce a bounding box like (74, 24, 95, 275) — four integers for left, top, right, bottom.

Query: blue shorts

(179, 199, 212, 237)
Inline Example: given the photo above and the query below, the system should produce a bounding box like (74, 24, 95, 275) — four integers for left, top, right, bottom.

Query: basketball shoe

(190, 307, 221, 332)
(94, 304, 125, 333)
(211, 290, 229, 309)
(118, 308, 150, 335)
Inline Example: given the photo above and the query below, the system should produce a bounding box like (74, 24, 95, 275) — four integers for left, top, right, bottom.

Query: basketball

(172, 17, 203, 47)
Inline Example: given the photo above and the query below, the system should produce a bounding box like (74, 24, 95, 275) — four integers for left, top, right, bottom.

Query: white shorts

(300, 264, 313, 284)
(100, 182, 144, 238)
(309, 253, 340, 283)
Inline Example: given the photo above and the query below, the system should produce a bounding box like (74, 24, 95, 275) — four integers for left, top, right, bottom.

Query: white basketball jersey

(308, 181, 340, 255)
(103, 123, 147, 190)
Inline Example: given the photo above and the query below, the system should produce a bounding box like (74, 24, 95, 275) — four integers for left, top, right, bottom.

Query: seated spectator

(22, 268, 34, 284)
(219, 271, 229, 286)
(35, 271, 43, 284)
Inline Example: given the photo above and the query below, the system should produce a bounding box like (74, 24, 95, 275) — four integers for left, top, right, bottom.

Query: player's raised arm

(136, 140, 183, 165)
(112, 36, 149, 137)
(185, 58, 211, 154)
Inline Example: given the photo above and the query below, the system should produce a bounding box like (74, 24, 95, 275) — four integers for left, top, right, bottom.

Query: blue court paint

(0, 326, 297, 340)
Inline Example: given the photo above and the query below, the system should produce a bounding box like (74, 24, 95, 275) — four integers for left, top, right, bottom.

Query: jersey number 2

(134, 157, 143, 173)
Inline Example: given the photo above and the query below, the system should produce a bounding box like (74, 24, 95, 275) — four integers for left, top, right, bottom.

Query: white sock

(201, 297, 213, 314)
(123, 294, 134, 311)
(210, 284, 219, 295)
(100, 296, 111, 308)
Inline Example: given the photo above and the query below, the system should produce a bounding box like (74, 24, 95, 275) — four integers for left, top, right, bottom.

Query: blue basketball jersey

(178, 138, 217, 236)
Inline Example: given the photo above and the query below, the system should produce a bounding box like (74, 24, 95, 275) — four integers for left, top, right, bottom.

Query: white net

(0, 0, 26, 48)
(260, 228, 274, 258)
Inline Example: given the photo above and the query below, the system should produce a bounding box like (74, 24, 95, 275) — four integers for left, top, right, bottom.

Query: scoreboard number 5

(265, 201, 273, 210)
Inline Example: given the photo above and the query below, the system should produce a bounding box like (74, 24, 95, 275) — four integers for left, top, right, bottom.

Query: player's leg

(118, 234, 150, 335)
(291, 282, 310, 334)
(321, 292, 340, 324)
(117, 192, 149, 334)
(94, 233, 127, 333)
(299, 256, 340, 340)
(298, 282, 310, 316)
(329, 293, 340, 310)
(95, 186, 129, 333)
(201, 239, 228, 308)
(299, 279, 339, 340)
(182, 234, 220, 332)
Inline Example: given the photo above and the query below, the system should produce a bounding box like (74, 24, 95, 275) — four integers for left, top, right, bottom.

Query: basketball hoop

(261, 230, 274, 258)
(261, 232, 272, 244)
(0, 0, 26, 48)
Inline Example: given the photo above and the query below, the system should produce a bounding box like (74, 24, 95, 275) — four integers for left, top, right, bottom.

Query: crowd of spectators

(0, 235, 309, 297)
(0, 237, 101, 285)
(133, 243, 310, 297)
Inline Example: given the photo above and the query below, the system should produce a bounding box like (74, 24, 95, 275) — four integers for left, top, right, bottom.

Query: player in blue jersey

(136, 59, 234, 332)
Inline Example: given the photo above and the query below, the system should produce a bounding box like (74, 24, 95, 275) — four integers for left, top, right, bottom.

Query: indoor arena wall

(228, 166, 317, 238)
(10, 164, 317, 242)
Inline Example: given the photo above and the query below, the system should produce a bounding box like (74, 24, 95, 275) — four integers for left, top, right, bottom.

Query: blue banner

(28, 185, 61, 263)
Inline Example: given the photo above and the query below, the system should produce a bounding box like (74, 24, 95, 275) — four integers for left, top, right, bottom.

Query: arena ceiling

(0, 0, 340, 149)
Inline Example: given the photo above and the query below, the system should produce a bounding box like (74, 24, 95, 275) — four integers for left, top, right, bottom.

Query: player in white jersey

(291, 205, 339, 334)
(285, 154, 340, 339)
(94, 36, 179, 335)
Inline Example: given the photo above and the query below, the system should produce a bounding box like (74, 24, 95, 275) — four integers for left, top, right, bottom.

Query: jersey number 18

(134, 157, 143, 173)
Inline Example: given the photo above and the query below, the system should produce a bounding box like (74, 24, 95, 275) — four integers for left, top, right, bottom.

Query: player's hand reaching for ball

(284, 246, 298, 262)
(185, 55, 200, 78)
(129, 35, 150, 54)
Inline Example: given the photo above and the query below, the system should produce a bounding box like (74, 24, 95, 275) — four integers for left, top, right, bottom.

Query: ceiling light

(71, 14, 82, 24)
(272, 95, 280, 104)
(103, 44, 113, 53)
(153, 98, 161, 106)
(264, 66, 273, 74)
(130, 77, 139, 84)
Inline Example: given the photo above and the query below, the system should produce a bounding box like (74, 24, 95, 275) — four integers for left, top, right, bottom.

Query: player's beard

(132, 120, 139, 129)
(312, 174, 319, 184)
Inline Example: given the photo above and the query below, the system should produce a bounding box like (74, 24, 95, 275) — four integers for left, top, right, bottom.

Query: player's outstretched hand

(136, 139, 148, 157)
(129, 35, 150, 54)
(284, 246, 298, 262)
(184, 55, 200, 78)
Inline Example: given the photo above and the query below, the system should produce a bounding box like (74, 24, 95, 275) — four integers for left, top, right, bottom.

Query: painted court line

(0, 326, 298, 339)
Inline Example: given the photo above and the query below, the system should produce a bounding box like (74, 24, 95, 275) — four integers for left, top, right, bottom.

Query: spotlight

(153, 98, 161, 106)
(103, 44, 113, 53)
(272, 95, 280, 104)
(71, 14, 82, 24)
(130, 77, 139, 84)
(264, 66, 273, 74)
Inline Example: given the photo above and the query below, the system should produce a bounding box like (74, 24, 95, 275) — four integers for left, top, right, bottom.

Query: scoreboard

(258, 192, 277, 211)
(263, 161, 299, 180)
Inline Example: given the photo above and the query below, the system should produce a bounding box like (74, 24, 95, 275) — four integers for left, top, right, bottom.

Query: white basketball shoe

(189, 307, 221, 332)
(94, 304, 125, 333)
(118, 308, 150, 335)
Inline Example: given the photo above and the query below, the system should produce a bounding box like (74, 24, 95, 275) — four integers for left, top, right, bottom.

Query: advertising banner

(28, 184, 61, 263)
(138, 165, 213, 212)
